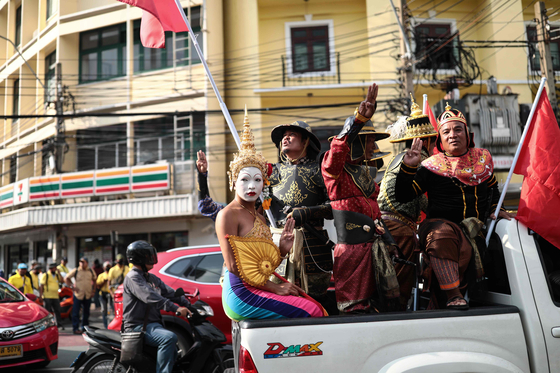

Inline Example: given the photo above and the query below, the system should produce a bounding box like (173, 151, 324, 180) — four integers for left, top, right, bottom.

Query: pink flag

(117, 0, 188, 48)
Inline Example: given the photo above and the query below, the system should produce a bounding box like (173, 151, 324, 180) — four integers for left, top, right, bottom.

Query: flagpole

(173, 0, 277, 228)
(485, 77, 547, 245)
(422, 94, 428, 114)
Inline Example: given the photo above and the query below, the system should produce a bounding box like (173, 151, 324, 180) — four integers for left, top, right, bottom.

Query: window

(45, 51, 56, 104)
(7, 244, 29, 274)
(79, 24, 126, 83)
(46, 0, 57, 20)
(290, 26, 330, 73)
(9, 156, 17, 183)
(9, 156, 17, 184)
(535, 234, 560, 305)
(163, 253, 223, 284)
(485, 233, 511, 295)
(527, 26, 560, 72)
(15, 6, 22, 46)
(151, 231, 189, 252)
(35, 241, 52, 267)
(12, 79, 19, 117)
(133, 6, 202, 73)
(76, 114, 206, 171)
(190, 254, 223, 283)
(414, 23, 458, 70)
(12, 79, 19, 134)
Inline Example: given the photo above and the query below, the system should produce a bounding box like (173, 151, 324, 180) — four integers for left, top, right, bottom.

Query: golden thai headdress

(436, 102, 467, 129)
(227, 106, 269, 191)
(388, 94, 437, 143)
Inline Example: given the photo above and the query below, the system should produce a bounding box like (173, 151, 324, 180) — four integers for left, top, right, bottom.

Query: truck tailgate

(238, 306, 530, 373)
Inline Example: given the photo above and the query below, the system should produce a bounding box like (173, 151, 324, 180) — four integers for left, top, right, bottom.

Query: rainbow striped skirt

(222, 270, 323, 321)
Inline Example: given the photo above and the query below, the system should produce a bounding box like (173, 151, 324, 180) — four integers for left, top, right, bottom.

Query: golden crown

(227, 106, 269, 191)
(437, 101, 467, 129)
(388, 94, 437, 143)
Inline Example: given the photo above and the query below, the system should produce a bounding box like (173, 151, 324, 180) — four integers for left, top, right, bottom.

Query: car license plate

(0, 345, 22, 359)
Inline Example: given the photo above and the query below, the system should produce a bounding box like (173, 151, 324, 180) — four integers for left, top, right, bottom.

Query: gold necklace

(236, 200, 257, 218)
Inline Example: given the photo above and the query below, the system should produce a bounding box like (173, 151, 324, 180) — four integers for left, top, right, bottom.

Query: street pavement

(4, 306, 111, 373)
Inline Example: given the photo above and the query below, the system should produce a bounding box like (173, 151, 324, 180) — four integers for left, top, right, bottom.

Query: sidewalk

(58, 305, 113, 347)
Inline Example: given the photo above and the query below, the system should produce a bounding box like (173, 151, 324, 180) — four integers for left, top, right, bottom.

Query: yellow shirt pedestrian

(108, 264, 130, 288)
(8, 273, 33, 295)
(30, 271, 40, 290)
(66, 266, 97, 300)
(57, 264, 70, 274)
(96, 272, 111, 293)
(40, 271, 63, 299)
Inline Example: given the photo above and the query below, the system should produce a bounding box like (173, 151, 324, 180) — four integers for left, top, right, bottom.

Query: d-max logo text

(263, 341, 323, 359)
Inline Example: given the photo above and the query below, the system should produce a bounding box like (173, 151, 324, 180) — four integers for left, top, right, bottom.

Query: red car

(109, 244, 231, 343)
(0, 277, 59, 369)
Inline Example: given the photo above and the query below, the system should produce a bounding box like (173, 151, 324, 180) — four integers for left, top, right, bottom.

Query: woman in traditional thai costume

(215, 110, 323, 321)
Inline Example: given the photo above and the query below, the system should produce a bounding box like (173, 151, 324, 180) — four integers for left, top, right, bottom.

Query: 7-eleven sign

(13, 179, 29, 206)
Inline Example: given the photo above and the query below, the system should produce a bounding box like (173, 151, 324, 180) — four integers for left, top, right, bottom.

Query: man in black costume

(268, 121, 334, 310)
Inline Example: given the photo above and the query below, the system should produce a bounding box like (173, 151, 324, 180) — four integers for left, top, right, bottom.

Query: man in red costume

(322, 84, 399, 314)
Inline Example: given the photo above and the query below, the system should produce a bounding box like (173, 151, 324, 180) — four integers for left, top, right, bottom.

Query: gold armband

(355, 111, 371, 123)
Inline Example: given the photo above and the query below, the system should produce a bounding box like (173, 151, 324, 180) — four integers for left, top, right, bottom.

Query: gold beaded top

(227, 106, 269, 191)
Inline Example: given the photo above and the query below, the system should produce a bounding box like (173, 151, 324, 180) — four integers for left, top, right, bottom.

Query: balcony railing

(281, 52, 340, 87)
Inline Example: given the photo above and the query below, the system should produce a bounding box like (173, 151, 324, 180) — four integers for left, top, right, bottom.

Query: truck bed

(236, 305, 530, 373)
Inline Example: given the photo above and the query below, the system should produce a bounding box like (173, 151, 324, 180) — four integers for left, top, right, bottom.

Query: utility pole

(54, 62, 65, 173)
(391, 0, 414, 109)
(535, 1, 558, 117)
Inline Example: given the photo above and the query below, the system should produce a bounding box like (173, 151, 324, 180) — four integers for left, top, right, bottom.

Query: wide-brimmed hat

(271, 121, 321, 156)
(327, 118, 390, 142)
(371, 147, 392, 161)
(388, 95, 437, 143)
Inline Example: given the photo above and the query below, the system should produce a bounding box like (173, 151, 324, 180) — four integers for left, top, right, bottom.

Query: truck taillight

(239, 345, 258, 373)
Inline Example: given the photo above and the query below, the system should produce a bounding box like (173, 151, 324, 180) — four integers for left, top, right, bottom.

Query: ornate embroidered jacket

(395, 148, 502, 225)
(268, 156, 331, 227)
(378, 150, 429, 223)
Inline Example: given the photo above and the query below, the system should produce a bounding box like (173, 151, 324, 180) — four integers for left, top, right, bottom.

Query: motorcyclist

(123, 241, 192, 373)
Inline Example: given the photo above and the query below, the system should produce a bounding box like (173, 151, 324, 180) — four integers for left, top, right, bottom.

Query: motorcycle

(29, 285, 74, 319)
(70, 289, 233, 373)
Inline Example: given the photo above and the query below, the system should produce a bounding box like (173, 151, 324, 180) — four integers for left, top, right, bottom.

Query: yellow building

(1, 0, 557, 272)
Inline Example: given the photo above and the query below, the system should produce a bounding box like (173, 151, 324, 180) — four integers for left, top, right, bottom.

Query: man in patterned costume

(395, 103, 514, 309)
(268, 120, 334, 311)
(322, 84, 400, 313)
(378, 96, 437, 310)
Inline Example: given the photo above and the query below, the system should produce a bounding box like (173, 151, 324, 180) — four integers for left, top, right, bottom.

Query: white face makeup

(235, 166, 264, 202)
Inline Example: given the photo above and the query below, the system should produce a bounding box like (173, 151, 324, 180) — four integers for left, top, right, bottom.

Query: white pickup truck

(228, 219, 560, 373)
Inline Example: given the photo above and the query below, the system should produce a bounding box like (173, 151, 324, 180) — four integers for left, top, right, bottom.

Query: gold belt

(381, 211, 417, 232)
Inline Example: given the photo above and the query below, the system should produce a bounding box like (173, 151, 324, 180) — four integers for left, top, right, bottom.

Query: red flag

(423, 96, 439, 154)
(423, 97, 438, 132)
(118, 0, 188, 48)
(514, 92, 560, 249)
